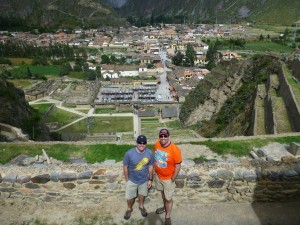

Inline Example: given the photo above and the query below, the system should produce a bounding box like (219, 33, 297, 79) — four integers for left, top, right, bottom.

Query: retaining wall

(1, 158, 300, 205)
(278, 65, 300, 131)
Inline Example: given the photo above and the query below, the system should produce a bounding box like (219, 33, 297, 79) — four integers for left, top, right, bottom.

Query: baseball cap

(136, 135, 147, 143)
(159, 129, 169, 137)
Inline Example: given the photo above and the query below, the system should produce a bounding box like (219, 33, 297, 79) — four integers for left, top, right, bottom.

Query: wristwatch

(148, 178, 153, 181)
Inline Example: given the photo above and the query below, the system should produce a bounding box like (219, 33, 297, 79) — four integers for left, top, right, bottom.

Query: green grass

(283, 64, 300, 105)
(244, 42, 293, 53)
(10, 65, 62, 78)
(1, 136, 299, 164)
(95, 108, 116, 114)
(44, 108, 82, 125)
(274, 97, 293, 133)
(8, 58, 33, 65)
(191, 135, 300, 156)
(60, 117, 133, 133)
(68, 71, 85, 79)
(8, 79, 35, 89)
(31, 103, 54, 118)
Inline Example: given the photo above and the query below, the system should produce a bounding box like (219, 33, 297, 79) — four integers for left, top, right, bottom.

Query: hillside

(1, 0, 300, 30)
(179, 55, 283, 137)
(119, 0, 300, 25)
(0, 0, 127, 31)
(0, 78, 51, 141)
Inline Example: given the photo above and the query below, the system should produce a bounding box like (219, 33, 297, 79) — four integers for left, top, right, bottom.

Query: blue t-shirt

(123, 147, 154, 185)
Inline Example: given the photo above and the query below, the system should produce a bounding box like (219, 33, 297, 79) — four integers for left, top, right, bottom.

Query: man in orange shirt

(154, 129, 182, 225)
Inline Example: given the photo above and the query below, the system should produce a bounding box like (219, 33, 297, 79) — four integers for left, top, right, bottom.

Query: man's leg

(137, 194, 145, 209)
(127, 198, 135, 211)
(161, 192, 173, 219)
(164, 198, 173, 219)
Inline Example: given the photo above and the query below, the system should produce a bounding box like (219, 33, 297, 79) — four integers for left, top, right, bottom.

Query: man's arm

(171, 163, 181, 182)
(147, 165, 154, 188)
(123, 165, 129, 182)
(148, 165, 153, 180)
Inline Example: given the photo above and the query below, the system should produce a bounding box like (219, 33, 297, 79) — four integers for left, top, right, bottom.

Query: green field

(95, 108, 116, 114)
(8, 79, 39, 89)
(8, 58, 33, 65)
(244, 42, 294, 53)
(10, 65, 62, 78)
(60, 116, 133, 133)
(44, 108, 82, 126)
(31, 103, 54, 117)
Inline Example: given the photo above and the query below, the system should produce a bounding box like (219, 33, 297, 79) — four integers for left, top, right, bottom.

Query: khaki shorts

(154, 174, 176, 201)
(125, 180, 148, 200)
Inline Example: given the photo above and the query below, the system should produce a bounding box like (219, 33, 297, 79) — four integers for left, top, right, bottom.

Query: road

(156, 49, 173, 102)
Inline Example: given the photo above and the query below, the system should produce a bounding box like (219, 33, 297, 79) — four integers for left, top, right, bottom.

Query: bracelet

(148, 179, 153, 181)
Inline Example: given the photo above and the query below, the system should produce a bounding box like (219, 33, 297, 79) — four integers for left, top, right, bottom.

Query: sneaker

(139, 207, 148, 217)
(124, 209, 133, 220)
(165, 218, 171, 225)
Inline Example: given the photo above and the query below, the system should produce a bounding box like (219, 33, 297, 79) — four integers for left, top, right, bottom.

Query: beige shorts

(154, 174, 176, 201)
(125, 180, 148, 200)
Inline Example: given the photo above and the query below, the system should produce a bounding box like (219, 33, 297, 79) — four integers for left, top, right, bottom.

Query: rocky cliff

(179, 55, 282, 137)
(0, 78, 51, 141)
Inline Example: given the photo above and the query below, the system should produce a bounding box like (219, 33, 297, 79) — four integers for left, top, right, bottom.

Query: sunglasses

(137, 142, 147, 145)
(159, 135, 169, 138)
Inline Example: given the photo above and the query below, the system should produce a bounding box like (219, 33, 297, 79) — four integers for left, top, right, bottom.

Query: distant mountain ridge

(0, 0, 126, 31)
(118, 0, 300, 25)
(0, 0, 299, 30)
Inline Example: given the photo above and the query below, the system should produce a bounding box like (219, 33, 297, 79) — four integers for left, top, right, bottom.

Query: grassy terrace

(60, 117, 133, 133)
(44, 108, 82, 126)
(283, 64, 300, 105)
(256, 98, 266, 135)
(1, 135, 300, 164)
(31, 103, 54, 117)
(274, 97, 293, 133)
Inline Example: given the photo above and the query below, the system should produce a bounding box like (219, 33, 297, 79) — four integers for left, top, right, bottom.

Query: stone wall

(278, 65, 300, 131)
(264, 95, 276, 134)
(1, 157, 300, 205)
(289, 59, 300, 81)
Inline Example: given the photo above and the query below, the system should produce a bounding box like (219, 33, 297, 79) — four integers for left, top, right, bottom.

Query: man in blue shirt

(123, 135, 154, 220)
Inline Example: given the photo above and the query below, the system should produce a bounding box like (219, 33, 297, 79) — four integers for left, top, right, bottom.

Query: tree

(101, 54, 110, 64)
(26, 67, 32, 78)
(259, 34, 264, 41)
(205, 40, 221, 70)
(84, 70, 96, 80)
(185, 43, 196, 67)
(172, 51, 184, 66)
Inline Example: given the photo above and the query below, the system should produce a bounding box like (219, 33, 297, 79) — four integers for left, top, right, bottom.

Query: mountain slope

(119, 0, 300, 25)
(0, 0, 126, 31)
(179, 55, 282, 138)
(0, 78, 51, 141)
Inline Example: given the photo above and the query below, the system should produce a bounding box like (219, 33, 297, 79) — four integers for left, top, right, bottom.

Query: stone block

(208, 180, 225, 188)
(31, 174, 50, 184)
(281, 156, 296, 163)
(288, 142, 300, 156)
(92, 169, 106, 178)
(175, 179, 184, 188)
(3, 173, 17, 183)
(58, 173, 77, 182)
(78, 171, 93, 180)
(216, 169, 234, 180)
(63, 182, 76, 189)
(25, 183, 40, 189)
(243, 171, 257, 182)
(17, 175, 31, 184)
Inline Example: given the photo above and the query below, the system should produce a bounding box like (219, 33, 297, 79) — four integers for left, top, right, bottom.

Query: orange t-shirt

(154, 141, 182, 180)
